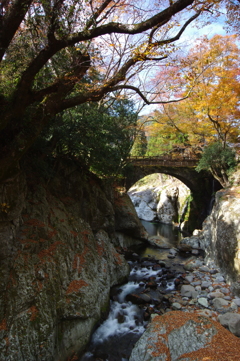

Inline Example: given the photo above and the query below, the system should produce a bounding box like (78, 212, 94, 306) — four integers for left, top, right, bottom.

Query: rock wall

(0, 162, 147, 361)
(203, 184, 240, 295)
(179, 167, 240, 295)
(128, 174, 190, 225)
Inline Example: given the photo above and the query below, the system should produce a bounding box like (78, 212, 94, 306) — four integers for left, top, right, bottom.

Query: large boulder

(114, 192, 148, 240)
(157, 187, 178, 224)
(218, 312, 240, 337)
(128, 188, 158, 221)
(147, 235, 173, 249)
(130, 311, 240, 361)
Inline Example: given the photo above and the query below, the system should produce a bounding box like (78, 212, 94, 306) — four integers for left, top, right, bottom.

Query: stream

(79, 222, 194, 361)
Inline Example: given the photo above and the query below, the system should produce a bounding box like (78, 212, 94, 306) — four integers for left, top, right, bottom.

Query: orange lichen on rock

(20, 228, 29, 235)
(150, 311, 240, 361)
(4, 337, 9, 347)
(38, 241, 63, 262)
(28, 306, 38, 321)
(70, 230, 78, 237)
(96, 240, 104, 256)
(60, 196, 74, 204)
(25, 219, 46, 228)
(23, 253, 30, 263)
(9, 271, 17, 286)
(0, 319, 7, 331)
(22, 214, 29, 219)
(113, 250, 123, 265)
(66, 280, 88, 295)
(151, 339, 170, 360)
(80, 229, 91, 243)
(67, 352, 78, 361)
(47, 229, 57, 238)
(20, 238, 38, 245)
(114, 196, 126, 206)
(72, 244, 89, 272)
(37, 281, 43, 291)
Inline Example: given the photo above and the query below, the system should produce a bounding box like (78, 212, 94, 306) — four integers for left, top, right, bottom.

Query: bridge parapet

(128, 156, 199, 168)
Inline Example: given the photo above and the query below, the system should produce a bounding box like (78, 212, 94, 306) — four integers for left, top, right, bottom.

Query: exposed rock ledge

(130, 311, 240, 361)
(180, 182, 240, 296)
(128, 174, 190, 225)
(203, 185, 240, 295)
(0, 164, 147, 361)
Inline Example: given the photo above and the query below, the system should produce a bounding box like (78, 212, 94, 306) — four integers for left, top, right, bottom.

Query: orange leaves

(147, 34, 240, 152)
(185, 35, 240, 145)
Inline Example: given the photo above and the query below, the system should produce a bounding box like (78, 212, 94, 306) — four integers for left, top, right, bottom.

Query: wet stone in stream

(79, 250, 185, 361)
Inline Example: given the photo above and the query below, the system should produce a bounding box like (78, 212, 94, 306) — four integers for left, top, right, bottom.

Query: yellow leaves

(0, 203, 10, 214)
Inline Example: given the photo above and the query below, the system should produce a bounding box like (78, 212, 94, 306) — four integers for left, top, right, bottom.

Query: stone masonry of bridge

(123, 156, 222, 232)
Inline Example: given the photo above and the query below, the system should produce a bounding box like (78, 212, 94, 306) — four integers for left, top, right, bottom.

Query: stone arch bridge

(123, 156, 221, 231)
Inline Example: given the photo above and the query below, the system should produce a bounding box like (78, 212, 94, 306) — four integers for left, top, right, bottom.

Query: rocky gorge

(0, 162, 240, 361)
(127, 166, 240, 360)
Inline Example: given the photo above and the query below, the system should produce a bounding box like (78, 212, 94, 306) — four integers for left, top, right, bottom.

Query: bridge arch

(123, 157, 221, 232)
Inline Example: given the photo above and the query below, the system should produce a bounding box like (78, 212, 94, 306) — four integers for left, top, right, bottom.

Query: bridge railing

(129, 154, 200, 160)
(127, 155, 200, 168)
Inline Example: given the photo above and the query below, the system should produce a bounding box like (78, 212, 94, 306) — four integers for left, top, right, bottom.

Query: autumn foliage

(142, 34, 240, 155)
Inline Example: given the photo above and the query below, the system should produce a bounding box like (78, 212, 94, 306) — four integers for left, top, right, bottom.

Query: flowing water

(79, 222, 189, 361)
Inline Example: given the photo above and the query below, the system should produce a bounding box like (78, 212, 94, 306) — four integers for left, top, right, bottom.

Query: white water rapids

(80, 260, 176, 361)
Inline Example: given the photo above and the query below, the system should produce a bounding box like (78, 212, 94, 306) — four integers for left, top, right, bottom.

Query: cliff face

(0, 163, 147, 361)
(128, 174, 190, 225)
(203, 184, 240, 295)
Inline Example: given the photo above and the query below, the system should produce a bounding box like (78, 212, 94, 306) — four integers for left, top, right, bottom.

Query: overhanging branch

(109, 84, 189, 105)
(14, 0, 196, 96)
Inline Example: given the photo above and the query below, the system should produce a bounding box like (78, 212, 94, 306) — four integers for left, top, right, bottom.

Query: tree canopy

(0, 0, 229, 181)
(141, 34, 240, 157)
(32, 98, 138, 178)
(196, 142, 237, 187)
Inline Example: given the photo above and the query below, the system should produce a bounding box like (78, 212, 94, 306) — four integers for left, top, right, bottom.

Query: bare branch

(85, 0, 114, 29)
(109, 84, 190, 105)
(149, 11, 201, 48)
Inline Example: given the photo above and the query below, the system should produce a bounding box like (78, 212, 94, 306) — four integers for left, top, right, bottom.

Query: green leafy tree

(131, 130, 147, 157)
(32, 98, 137, 178)
(146, 133, 171, 156)
(146, 129, 189, 157)
(196, 142, 237, 187)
